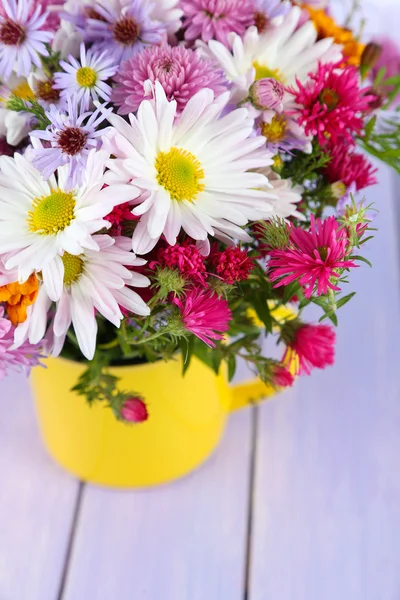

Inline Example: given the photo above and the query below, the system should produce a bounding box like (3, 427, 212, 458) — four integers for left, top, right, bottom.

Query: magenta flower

(211, 246, 255, 284)
(324, 142, 378, 191)
(282, 322, 336, 376)
(152, 243, 207, 284)
(112, 44, 229, 115)
(173, 289, 232, 347)
(290, 62, 373, 148)
(268, 216, 357, 298)
(0, 0, 53, 80)
(121, 397, 149, 423)
(181, 0, 255, 46)
(0, 307, 42, 380)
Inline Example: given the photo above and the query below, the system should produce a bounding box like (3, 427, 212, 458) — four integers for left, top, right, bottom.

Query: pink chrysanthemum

(212, 246, 255, 284)
(0, 307, 42, 379)
(173, 288, 232, 347)
(152, 243, 207, 283)
(181, 0, 255, 46)
(290, 62, 373, 147)
(324, 142, 378, 191)
(268, 216, 356, 298)
(112, 44, 228, 115)
(282, 322, 336, 376)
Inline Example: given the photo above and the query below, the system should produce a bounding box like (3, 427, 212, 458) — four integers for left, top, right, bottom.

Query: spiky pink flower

(181, 0, 255, 46)
(121, 397, 149, 423)
(0, 307, 42, 379)
(282, 322, 336, 376)
(173, 288, 232, 347)
(268, 216, 356, 298)
(212, 246, 255, 284)
(112, 44, 228, 115)
(105, 202, 137, 235)
(290, 62, 373, 147)
(324, 142, 378, 191)
(152, 242, 207, 283)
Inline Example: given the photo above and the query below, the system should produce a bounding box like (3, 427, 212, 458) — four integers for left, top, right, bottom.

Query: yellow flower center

(12, 81, 35, 101)
(27, 189, 76, 235)
(319, 87, 339, 111)
(261, 115, 288, 144)
(62, 252, 84, 286)
(155, 147, 205, 202)
(76, 66, 97, 88)
(331, 181, 347, 200)
(253, 62, 284, 83)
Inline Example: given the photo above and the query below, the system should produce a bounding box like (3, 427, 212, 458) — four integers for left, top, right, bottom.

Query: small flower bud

(249, 78, 285, 111)
(121, 397, 149, 423)
(361, 42, 382, 71)
(154, 267, 186, 301)
(272, 364, 294, 388)
(330, 181, 347, 200)
(258, 218, 290, 250)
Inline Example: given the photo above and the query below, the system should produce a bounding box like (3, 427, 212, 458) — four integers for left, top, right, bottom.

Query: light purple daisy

(258, 110, 312, 154)
(181, 0, 255, 47)
(54, 43, 118, 111)
(0, 307, 43, 380)
(0, 0, 53, 80)
(30, 95, 109, 187)
(78, 0, 167, 64)
(253, 0, 291, 32)
(112, 44, 229, 115)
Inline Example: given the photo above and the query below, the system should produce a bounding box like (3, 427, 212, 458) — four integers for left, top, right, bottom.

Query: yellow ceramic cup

(31, 356, 274, 488)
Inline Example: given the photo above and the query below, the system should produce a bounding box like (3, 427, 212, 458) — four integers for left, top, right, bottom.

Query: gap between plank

(243, 403, 259, 600)
(57, 481, 85, 600)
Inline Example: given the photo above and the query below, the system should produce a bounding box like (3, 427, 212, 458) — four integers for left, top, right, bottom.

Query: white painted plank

(62, 409, 253, 600)
(249, 165, 400, 600)
(0, 373, 80, 600)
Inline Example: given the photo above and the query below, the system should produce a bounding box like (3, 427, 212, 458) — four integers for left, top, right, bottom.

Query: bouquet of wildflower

(0, 0, 398, 422)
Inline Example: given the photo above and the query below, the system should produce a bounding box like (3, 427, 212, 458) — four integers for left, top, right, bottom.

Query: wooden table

(2, 3, 400, 597)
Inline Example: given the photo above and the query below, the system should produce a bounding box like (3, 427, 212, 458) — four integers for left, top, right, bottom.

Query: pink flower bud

(272, 365, 294, 388)
(249, 78, 285, 111)
(121, 397, 149, 423)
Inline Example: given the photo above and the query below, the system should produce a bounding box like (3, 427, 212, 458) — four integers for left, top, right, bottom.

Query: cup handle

(230, 378, 276, 412)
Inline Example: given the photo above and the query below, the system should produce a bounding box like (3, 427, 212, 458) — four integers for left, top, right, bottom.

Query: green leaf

(252, 295, 273, 332)
(227, 354, 237, 382)
(352, 254, 373, 268)
(336, 292, 356, 309)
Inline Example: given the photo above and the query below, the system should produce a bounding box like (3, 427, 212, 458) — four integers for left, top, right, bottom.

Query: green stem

(99, 338, 120, 350)
(128, 328, 169, 345)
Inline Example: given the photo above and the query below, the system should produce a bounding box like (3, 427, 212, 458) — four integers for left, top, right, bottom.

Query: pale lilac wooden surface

(1, 3, 400, 598)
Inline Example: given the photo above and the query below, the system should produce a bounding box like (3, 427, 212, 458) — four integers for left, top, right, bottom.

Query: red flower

(268, 216, 356, 298)
(173, 288, 232, 347)
(152, 242, 207, 283)
(324, 142, 378, 191)
(272, 364, 294, 388)
(290, 62, 373, 147)
(282, 323, 336, 375)
(121, 397, 149, 423)
(212, 246, 255, 284)
(105, 202, 137, 234)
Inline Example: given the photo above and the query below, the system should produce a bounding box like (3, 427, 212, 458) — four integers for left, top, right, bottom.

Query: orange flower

(0, 274, 39, 326)
(303, 5, 365, 66)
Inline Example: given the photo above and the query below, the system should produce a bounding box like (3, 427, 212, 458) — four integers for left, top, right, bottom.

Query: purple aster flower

(112, 44, 229, 115)
(0, 0, 53, 80)
(30, 95, 109, 187)
(253, 0, 291, 32)
(0, 307, 42, 380)
(54, 43, 118, 110)
(181, 0, 255, 47)
(259, 110, 312, 154)
(75, 0, 167, 64)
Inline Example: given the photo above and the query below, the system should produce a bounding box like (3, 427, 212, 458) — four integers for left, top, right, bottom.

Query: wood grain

(0, 374, 80, 600)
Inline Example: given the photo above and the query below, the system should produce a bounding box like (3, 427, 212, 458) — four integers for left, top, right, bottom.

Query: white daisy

(257, 167, 305, 220)
(0, 149, 139, 301)
(204, 6, 342, 104)
(102, 82, 277, 255)
(54, 43, 118, 110)
(14, 235, 150, 360)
